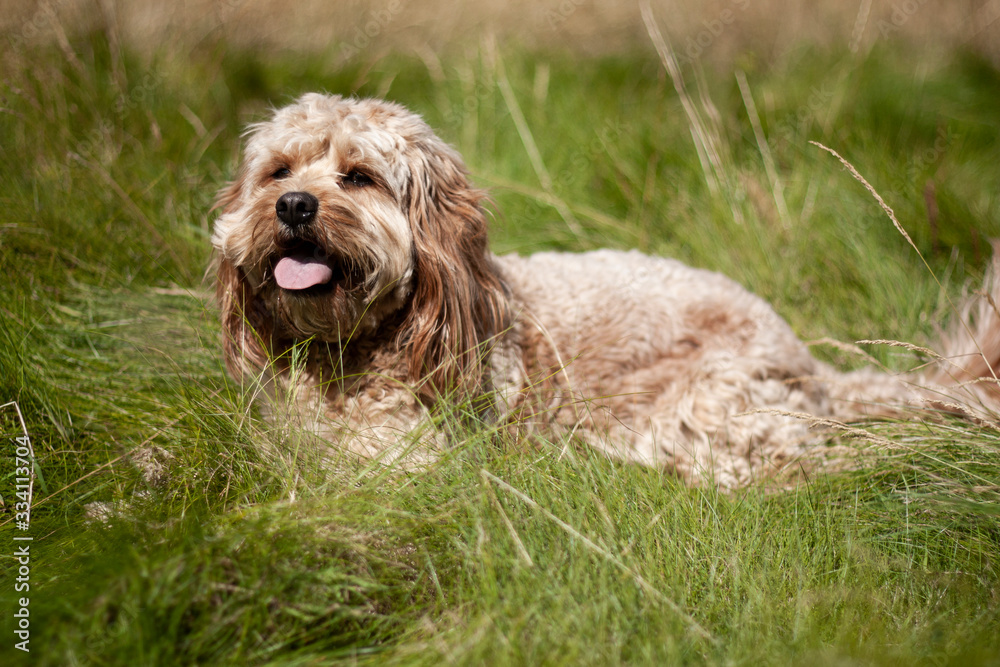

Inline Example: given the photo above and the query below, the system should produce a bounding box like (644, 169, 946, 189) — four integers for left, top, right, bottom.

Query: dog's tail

(825, 242, 1000, 421)
(923, 241, 1000, 415)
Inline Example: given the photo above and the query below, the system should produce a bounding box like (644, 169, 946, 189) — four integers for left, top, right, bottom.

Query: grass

(2, 22, 1000, 666)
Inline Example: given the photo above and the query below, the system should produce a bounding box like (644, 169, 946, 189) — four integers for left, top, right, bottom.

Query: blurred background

(2, 0, 998, 64)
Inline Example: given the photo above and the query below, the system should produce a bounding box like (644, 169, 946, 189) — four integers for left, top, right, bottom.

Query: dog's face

(213, 94, 433, 339)
(213, 94, 508, 394)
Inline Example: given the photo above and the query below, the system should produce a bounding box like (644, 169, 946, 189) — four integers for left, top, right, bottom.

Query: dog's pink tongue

(274, 255, 334, 290)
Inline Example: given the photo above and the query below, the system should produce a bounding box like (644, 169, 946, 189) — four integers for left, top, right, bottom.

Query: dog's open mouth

(272, 241, 344, 293)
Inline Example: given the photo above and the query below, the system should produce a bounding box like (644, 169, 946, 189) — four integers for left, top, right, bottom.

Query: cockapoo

(211, 93, 1000, 486)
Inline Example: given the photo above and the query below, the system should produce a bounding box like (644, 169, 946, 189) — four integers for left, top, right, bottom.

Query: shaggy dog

(212, 93, 1000, 487)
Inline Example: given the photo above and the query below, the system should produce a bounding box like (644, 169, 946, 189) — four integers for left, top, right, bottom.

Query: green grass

(2, 29, 1000, 665)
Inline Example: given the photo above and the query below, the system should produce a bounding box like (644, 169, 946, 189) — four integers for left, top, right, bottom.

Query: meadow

(2, 3, 1000, 664)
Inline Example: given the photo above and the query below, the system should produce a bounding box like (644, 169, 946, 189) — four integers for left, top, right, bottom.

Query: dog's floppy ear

(215, 255, 272, 379)
(211, 171, 273, 379)
(401, 138, 510, 399)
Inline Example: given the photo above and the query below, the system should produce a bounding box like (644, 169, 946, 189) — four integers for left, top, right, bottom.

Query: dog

(211, 93, 1000, 487)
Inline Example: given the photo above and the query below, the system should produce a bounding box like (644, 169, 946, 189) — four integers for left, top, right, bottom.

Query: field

(2, 1, 1000, 664)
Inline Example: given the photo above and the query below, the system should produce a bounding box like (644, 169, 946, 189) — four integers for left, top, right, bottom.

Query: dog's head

(212, 93, 508, 396)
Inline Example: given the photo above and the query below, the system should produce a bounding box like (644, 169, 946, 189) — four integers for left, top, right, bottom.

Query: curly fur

(211, 93, 1000, 486)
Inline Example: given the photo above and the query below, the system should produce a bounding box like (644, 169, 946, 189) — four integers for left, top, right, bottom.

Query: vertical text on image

(4, 402, 36, 654)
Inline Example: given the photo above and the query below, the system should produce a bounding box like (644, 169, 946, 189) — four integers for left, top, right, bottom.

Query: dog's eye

(344, 170, 373, 188)
(271, 167, 292, 180)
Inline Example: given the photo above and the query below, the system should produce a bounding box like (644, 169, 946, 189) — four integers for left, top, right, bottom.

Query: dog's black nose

(275, 191, 319, 228)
